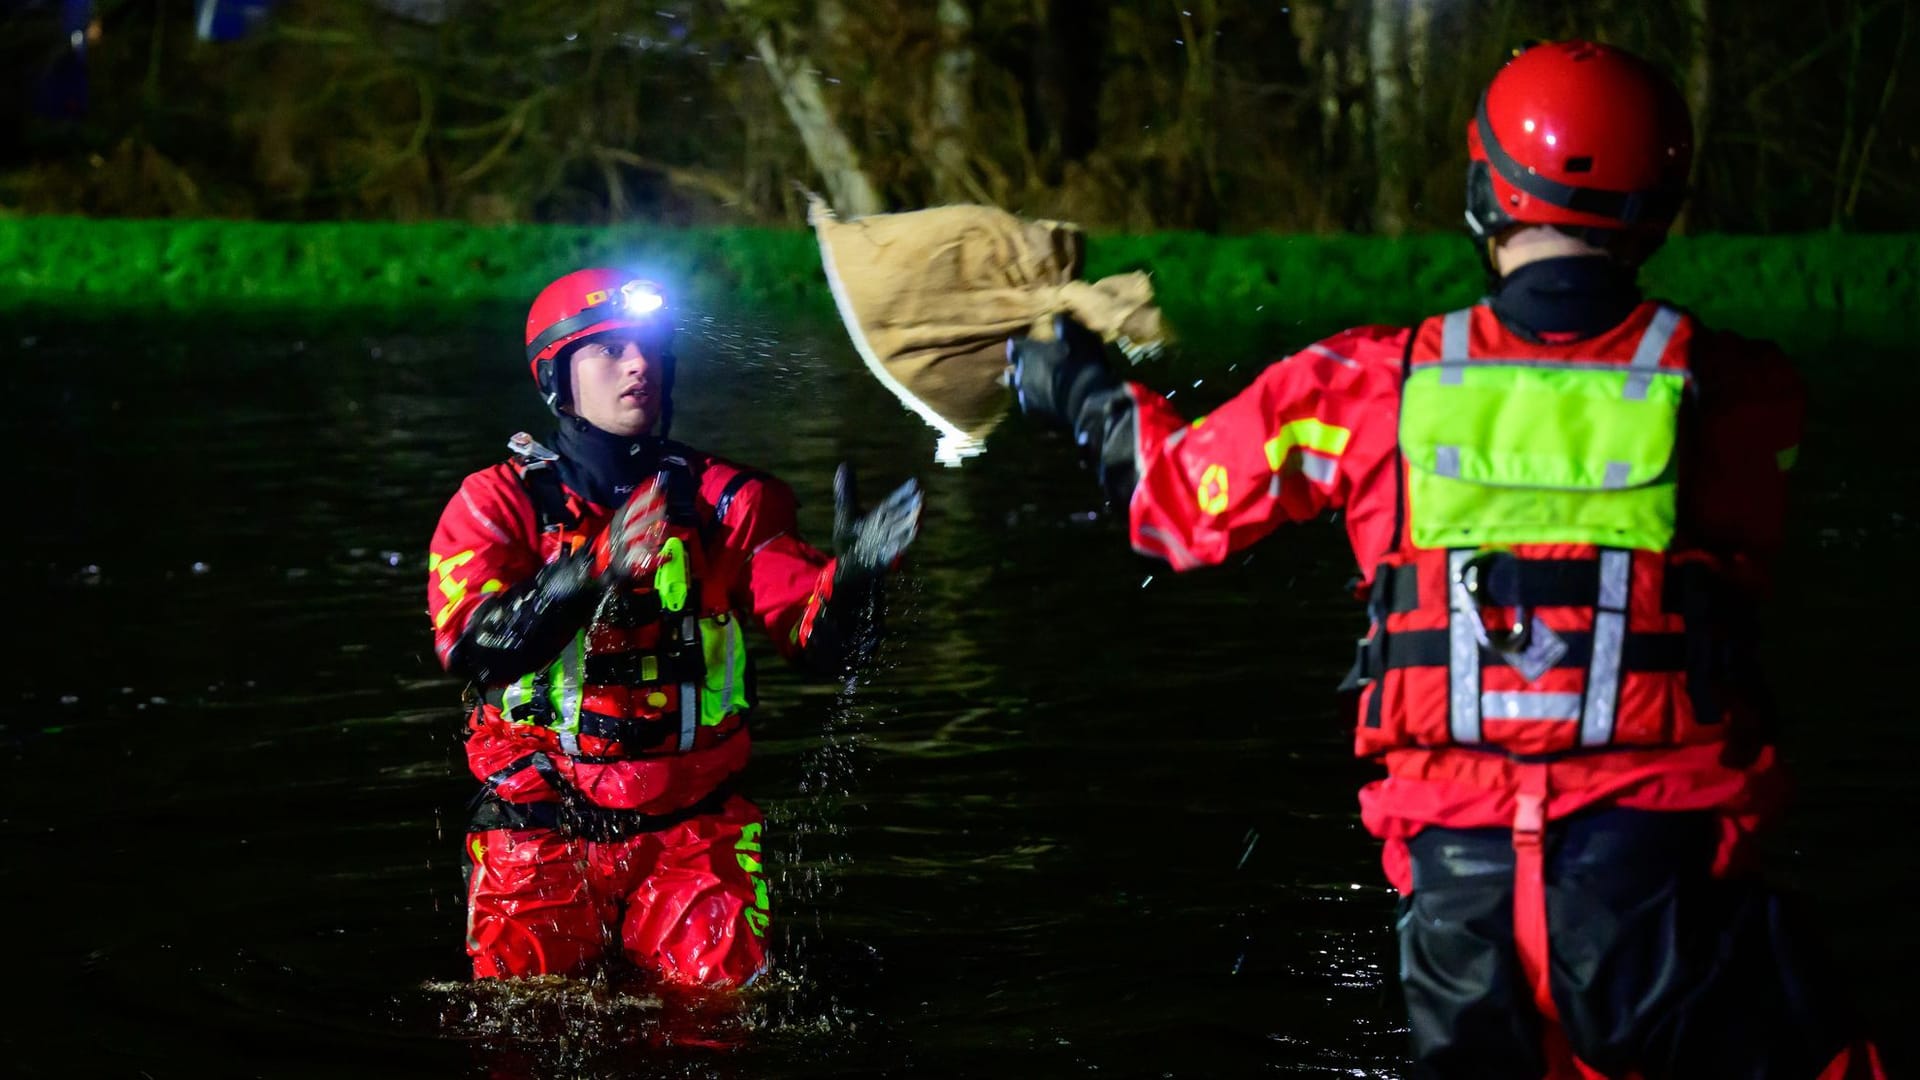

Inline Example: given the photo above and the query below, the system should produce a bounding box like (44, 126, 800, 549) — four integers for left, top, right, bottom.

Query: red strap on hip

(1512, 764, 1555, 1021)
(1514, 766, 1617, 1079)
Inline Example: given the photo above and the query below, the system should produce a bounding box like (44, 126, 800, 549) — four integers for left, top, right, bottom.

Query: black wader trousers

(1397, 808, 1867, 1079)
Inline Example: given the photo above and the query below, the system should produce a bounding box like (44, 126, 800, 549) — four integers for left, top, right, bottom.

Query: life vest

(477, 434, 756, 763)
(1346, 301, 1761, 762)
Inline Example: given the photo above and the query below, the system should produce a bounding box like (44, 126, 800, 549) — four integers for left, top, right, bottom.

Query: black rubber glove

(831, 463, 923, 589)
(446, 547, 604, 684)
(1009, 315, 1118, 442)
(1010, 315, 1141, 504)
(804, 463, 922, 677)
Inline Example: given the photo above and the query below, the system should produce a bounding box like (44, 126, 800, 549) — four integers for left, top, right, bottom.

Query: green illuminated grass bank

(2, 217, 1912, 354)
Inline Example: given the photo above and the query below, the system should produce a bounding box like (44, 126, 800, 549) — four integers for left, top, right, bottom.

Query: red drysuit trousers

(464, 795, 770, 988)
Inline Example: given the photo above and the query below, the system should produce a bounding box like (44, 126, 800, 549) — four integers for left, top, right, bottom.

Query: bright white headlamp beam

(621, 280, 666, 315)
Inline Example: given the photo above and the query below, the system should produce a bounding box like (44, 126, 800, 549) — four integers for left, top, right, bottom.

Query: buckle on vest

(1339, 632, 1376, 692)
(1340, 567, 1395, 693)
(1512, 765, 1549, 850)
(1456, 551, 1530, 653)
(1512, 792, 1546, 847)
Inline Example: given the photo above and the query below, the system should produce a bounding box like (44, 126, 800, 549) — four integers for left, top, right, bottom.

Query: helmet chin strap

(1480, 235, 1503, 290)
(539, 353, 571, 416)
(656, 350, 676, 439)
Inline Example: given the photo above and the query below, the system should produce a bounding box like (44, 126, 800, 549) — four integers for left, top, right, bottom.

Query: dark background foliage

(2, 0, 1913, 232)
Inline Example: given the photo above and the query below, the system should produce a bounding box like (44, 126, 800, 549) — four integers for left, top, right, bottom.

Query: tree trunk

(1675, 0, 1711, 232)
(1342, 0, 1370, 230)
(929, 0, 978, 203)
(1285, 1, 1340, 160)
(1405, 0, 1434, 223)
(1029, 0, 1107, 184)
(1366, 0, 1408, 234)
(1175, 0, 1221, 229)
(1406, 0, 1433, 102)
(815, 0, 849, 44)
(1830, 0, 1864, 230)
(1843, 0, 1910, 223)
(726, 1, 882, 217)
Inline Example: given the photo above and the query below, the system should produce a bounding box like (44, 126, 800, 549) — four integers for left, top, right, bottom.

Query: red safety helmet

(524, 268, 675, 416)
(1466, 41, 1692, 242)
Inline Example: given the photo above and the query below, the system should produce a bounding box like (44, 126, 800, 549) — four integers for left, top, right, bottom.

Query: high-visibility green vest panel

(500, 614, 755, 736)
(698, 614, 752, 727)
(1400, 363, 1685, 551)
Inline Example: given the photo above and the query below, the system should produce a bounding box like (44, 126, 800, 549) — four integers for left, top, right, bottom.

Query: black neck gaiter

(1488, 255, 1643, 341)
(552, 415, 660, 510)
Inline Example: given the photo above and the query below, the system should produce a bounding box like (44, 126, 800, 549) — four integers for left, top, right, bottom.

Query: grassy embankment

(2, 217, 1912, 364)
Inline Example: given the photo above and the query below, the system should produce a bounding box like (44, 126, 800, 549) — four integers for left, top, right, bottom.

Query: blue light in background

(195, 0, 276, 42)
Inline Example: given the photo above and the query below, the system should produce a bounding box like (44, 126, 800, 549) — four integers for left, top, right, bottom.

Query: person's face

(567, 331, 665, 437)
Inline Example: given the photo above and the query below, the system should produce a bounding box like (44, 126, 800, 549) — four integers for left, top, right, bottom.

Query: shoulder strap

(506, 433, 577, 533)
(1624, 304, 1685, 399)
(1440, 305, 1476, 363)
(1390, 323, 1420, 553)
(655, 445, 704, 530)
(714, 470, 765, 527)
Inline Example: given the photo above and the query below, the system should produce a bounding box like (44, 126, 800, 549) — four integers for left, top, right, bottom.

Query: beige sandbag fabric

(810, 195, 1167, 465)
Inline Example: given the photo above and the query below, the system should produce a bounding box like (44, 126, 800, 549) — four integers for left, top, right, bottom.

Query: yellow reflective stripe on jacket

(1263, 418, 1352, 473)
(430, 549, 478, 629)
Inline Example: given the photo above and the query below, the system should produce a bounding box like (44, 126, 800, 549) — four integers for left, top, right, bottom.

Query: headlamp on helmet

(621, 279, 666, 316)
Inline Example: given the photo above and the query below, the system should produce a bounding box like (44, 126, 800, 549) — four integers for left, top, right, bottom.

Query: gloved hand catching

(1007, 314, 1117, 437)
(832, 463, 922, 588)
(595, 478, 669, 583)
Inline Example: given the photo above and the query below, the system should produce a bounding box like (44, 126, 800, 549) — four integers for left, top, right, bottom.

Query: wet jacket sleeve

(1122, 330, 1388, 570)
(428, 467, 600, 683)
(1681, 331, 1806, 591)
(711, 474, 861, 675)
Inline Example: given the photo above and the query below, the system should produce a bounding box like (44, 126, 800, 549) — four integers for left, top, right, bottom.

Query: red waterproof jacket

(1123, 300, 1804, 892)
(428, 439, 835, 818)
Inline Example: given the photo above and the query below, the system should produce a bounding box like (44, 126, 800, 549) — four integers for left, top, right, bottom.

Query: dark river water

(3, 306, 1913, 1078)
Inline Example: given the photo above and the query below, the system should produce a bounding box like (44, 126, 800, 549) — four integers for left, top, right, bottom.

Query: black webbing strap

(1679, 569, 1723, 726)
(1377, 628, 1688, 673)
(1349, 565, 1394, 729)
(480, 689, 686, 747)
(488, 667, 557, 726)
(714, 471, 764, 527)
(519, 463, 578, 533)
(658, 453, 700, 528)
(1376, 561, 1702, 615)
(470, 775, 739, 840)
(576, 709, 679, 747)
(580, 645, 702, 687)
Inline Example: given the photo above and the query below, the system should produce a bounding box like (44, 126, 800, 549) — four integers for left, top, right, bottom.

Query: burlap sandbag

(810, 195, 1166, 465)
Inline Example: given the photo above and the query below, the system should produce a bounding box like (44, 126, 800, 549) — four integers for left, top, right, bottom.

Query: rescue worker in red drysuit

(428, 269, 922, 988)
(1010, 42, 1886, 1080)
